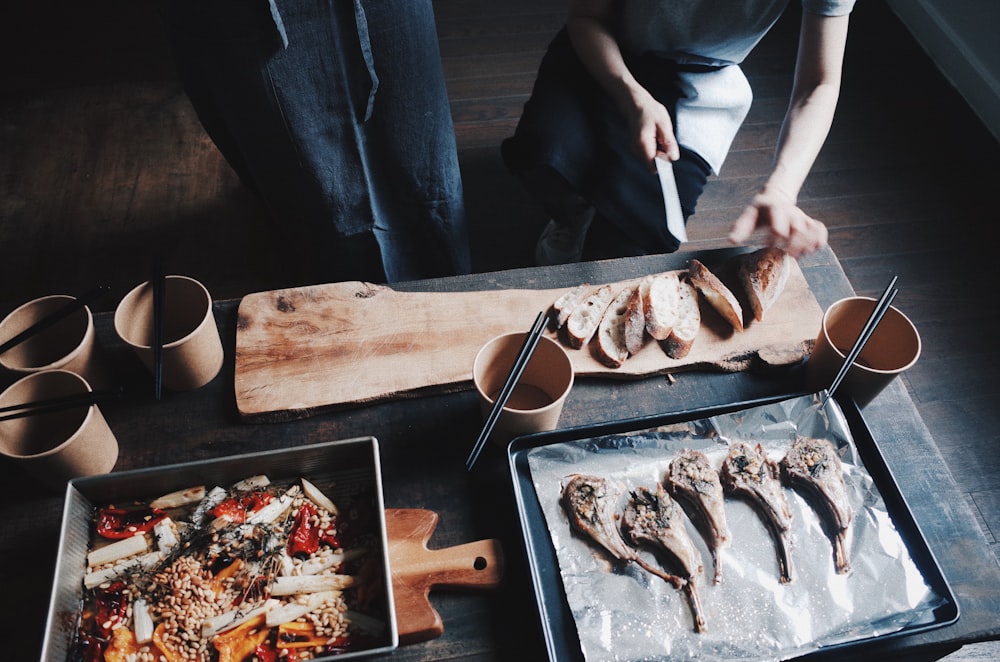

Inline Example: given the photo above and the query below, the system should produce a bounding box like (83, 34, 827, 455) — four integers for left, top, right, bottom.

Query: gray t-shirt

(613, 0, 856, 172)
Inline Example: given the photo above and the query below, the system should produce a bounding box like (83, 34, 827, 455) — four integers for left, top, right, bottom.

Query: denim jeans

(158, 0, 470, 283)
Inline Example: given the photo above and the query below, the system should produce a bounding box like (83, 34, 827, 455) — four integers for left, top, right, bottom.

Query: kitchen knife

(655, 155, 688, 244)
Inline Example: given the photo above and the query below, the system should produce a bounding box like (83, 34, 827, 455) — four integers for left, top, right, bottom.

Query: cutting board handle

(386, 508, 504, 644)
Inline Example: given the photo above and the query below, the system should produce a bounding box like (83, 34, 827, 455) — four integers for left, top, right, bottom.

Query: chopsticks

(466, 311, 547, 471)
(0, 386, 123, 422)
(0, 285, 110, 356)
(822, 276, 899, 405)
(152, 260, 165, 401)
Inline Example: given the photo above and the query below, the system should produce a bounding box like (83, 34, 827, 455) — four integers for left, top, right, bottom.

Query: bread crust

(624, 276, 652, 355)
(552, 283, 592, 328)
(643, 272, 680, 341)
(688, 259, 744, 332)
(564, 283, 616, 349)
(663, 278, 701, 359)
(594, 286, 635, 368)
(739, 247, 791, 322)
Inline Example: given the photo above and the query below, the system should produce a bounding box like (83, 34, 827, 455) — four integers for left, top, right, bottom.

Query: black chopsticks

(0, 285, 109, 356)
(466, 311, 547, 471)
(152, 261, 165, 401)
(822, 276, 899, 405)
(0, 386, 123, 422)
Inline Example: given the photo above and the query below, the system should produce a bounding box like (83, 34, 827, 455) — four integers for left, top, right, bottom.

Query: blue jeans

(158, 0, 470, 283)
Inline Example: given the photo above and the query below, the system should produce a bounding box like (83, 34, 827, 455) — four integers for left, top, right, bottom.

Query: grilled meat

(666, 450, 730, 584)
(780, 437, 853, 574)
(720, 441, 794, 583)
(561, 474, 684, 588)
(622, 484, 707, 632)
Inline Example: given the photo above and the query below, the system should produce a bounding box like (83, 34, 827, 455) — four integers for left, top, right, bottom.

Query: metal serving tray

(508, 393, 959, 661)
(41, 437, 398, 661)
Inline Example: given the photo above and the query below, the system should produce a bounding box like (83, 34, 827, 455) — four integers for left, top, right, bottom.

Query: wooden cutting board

(234, 257, 822, 420)
(386, 508, 503, 645)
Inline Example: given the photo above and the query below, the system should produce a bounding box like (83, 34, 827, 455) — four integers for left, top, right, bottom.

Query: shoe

(535, 206, 595, 266)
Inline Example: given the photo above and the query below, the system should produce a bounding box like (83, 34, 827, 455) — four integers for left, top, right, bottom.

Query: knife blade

(655, 155, 687, 244)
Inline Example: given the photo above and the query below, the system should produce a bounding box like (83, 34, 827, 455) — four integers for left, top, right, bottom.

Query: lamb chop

(666, 449, 730, 584)
(561, 474, 684, 589)
(780, 437, 853, 574)
(621, 484, 707, 632)
(720, 441, 794, 583)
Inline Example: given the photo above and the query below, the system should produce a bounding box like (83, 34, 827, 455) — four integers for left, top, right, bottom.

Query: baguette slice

(551, 283, 592, 329)
(738, 247, 791, 322)
(662, 278, 701, 359)
(687, 259, 744, 332)
(624, 276, 652, 355)
(564, 283, 616, 349)
(643, 272, 680, 341)
(595, 286, 635, 368)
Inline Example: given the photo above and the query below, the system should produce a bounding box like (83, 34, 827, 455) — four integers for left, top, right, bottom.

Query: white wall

(888, 0, 1000, 143)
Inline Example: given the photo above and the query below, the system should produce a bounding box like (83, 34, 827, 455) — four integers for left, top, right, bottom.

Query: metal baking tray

(508, 392, 959, 661)
(41, 437, 398, 661)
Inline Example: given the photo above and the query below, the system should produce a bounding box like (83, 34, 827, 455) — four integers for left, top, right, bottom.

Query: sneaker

(535, 206, 595, 266)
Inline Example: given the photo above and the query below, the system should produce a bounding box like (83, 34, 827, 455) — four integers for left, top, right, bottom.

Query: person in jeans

(502, 0, 854, 265)
(158, 0, 470, 283)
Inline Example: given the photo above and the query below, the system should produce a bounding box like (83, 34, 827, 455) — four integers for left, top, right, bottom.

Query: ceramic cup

(0, 294, 111, 389)
(805, 296, 921, 408)
(0, 369, 118, 490)
(473, 332, 574, 445)
(114, 275, 223, 391)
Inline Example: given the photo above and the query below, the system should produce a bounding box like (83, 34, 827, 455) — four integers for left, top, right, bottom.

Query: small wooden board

(386, 508, 503, 645)
(234, 257, 822, 420)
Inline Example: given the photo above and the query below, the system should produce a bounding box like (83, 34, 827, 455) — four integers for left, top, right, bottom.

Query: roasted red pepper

(94, 581, 128, 639)
(288, 502, 320, 556)
(95, 506, 167, 539)
(288, 501, 341, 557)
(254, 643, 280, 662)
(255, 642, 297, 662)
(209, 490, 273, 523)
(70, 633, 103, 662)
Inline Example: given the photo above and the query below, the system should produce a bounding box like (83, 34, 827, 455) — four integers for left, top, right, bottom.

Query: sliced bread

(643, 272, 680, 341)
(624, 276, 652, 355)
(595, 286, 636, 368)
(551, 283, 592, 329)
(662, 278, 701, 359)
(687, 259, 744, 332)
(564, 283, 616, 349)
(738, 247, 791, 322)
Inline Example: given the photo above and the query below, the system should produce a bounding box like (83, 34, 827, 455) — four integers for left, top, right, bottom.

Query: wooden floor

(2, 1, 999, 657)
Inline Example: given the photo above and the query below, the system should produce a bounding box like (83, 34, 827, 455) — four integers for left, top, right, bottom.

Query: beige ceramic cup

(0, 295, 111, 389)
(114, 275, 224, 391)
(806, 296, 921, 407)
(0, 369, 118, 490)
(473, 332, 574, 445)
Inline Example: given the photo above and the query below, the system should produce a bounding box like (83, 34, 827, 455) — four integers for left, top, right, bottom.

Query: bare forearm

(566, 6, 646, 118)
(766, 81, 841, 199)
(565, 0, 677, 164)
(765, 12, 849, 200)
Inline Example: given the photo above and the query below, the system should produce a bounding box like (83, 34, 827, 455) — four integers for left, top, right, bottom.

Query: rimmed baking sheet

(508, 393, 958, 661)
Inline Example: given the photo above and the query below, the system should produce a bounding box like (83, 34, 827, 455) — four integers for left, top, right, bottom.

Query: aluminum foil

(526, 394, 945, 661)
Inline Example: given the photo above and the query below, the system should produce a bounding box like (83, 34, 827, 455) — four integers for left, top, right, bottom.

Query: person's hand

(623, 89, 678, 170)
(728, 186, 828, 257)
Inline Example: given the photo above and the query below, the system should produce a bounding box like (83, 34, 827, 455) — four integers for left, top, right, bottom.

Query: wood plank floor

(2, 1, 998, 657)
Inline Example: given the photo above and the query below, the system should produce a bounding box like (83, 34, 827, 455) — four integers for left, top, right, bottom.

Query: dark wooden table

(3, 245, 998, 661)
